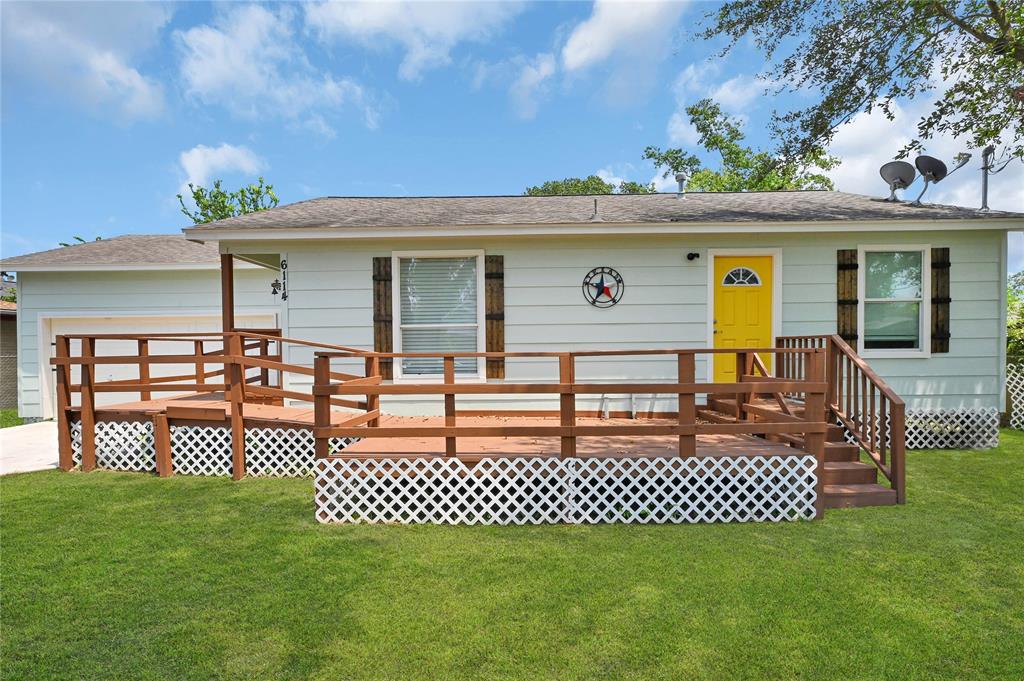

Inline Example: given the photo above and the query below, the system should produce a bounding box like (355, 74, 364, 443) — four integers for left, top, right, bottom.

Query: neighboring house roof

(0, 235, 222, 272)
(184, 191, 1024, 237)
(0, 300, 15, 316)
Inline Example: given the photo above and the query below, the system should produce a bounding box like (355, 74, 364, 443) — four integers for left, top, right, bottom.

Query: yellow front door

(713, 256, 773, 381)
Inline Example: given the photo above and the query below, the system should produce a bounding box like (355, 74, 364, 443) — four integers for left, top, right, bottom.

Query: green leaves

(644, 99, 837, 192)
(700, 0, 1024, 162)
(523, 175, 654, 196)
(177, 177, 279, 225)
(58, 236, 101, 248)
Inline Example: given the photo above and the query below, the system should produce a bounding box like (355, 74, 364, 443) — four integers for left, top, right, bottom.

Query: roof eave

(184, 216, 1024, 242)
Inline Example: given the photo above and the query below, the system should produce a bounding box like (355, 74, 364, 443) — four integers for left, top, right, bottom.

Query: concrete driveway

(1, 421, 59, 475)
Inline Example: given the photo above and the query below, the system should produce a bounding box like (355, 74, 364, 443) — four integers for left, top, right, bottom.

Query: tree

(643, 99, 838, 191)
(177, 177, 279, 225)
(700, 0, 1024, 162)
(59, 236, 101, 248)
(1008, 271, 1024, 356)
(524, 175, 654, 196)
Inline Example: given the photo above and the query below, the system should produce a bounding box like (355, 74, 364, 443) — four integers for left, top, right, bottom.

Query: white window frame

(391, 249, 486, 382)
(857, 244, 931, 359)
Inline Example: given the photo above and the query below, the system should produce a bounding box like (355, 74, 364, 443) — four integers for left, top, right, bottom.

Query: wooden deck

(81, 393, 804, 461)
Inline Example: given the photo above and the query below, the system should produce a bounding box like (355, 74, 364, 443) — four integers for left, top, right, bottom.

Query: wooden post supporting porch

(220, 253, 235, 333)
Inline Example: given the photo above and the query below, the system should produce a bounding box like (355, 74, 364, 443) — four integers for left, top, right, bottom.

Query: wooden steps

(824, 483, 898, 508)
(702, 396, 898, 510)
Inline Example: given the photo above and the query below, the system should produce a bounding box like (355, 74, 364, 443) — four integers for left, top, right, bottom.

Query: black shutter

(837, 249, 858, 343)
(931, 247, 951, 353)
(372, 257, 393, 379)
(485, 255, 505, 379)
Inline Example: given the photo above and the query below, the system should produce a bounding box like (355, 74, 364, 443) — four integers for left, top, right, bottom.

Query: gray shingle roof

(0, 235, 220, 269)
(184, 191, 1023, 233)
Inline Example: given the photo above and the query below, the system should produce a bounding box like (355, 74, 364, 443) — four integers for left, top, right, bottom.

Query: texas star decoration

(582, 267, 624, 307)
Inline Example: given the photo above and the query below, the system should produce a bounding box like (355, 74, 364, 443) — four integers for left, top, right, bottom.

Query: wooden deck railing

(50, 329, 375, 479)
(777, 334, 906, 503)
(311, 347, 831, 517)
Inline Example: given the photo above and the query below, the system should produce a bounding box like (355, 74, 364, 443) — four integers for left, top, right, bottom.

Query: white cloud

(304, 1, 524, 81)
(827, 99, 1024, 212)
(561, 0, 687, 72)
(710, 74, 773, 111)
(1, 1, 169, 119)
(176, 4, 379, 137)
(667, 112, 700, 146)
(509, 53, 556, 119)
(596, 167, 627, 187)
(178, 143, 265, 192)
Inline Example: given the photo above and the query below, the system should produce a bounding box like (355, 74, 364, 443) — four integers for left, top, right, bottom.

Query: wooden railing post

(677, 353, 696, 456)
(314, 355, 331, 459)
(80, 337, 97, 472)
(365, 356, 381, 428)
(259, 338, 269, 386)
(735, 351, 750, 420)
(137, 339, 151, 401)
(891, 402, 906, 504)
(444, 355, 456, 457)
(55, 335, 74, 471)
(194, 340, 205, 386)
(803, 349, 827, 520)
(825, 337, 838, 409)
(227, 333, 246, 480)
(559, 354, 576, 458)
(153, 413, 173, 477)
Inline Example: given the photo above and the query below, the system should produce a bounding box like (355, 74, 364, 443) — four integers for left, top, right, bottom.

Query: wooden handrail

(777, 334, 906, 504)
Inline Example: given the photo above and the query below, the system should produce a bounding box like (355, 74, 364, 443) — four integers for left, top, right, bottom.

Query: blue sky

(2, 1, 1021, 266)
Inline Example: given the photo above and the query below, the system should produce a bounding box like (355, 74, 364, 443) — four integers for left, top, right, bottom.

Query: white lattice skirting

(840, 408, 1000, 450)
(70, 420, 156, 472)
(1007, 364, 1024, 431)
(314, 455, 818, 525)
(71, 421, 356, 477)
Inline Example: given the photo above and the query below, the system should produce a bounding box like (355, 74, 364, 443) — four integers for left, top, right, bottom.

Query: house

(2, 190, 1021, 524)
(1, 301, 17, 409)
(0, 235, 278, 419)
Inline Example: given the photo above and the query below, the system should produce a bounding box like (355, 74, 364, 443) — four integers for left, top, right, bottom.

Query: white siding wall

(259, 229, 1007, 415)
(16, 268, 278, 418)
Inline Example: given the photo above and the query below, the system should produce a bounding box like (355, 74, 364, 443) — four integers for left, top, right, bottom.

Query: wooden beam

(79, 337, 96, 472)
(678, 353, 696, 456)
(559, 354, 575, 458)
(55, 335, 74, 471)
(153, 413, 172, 477)
(227, 333, 245, 480)
(444, 356, 456, 457)
(313, 355, 331, 459)
(137, 339, 151, 401)
(220, 253, 235, 332)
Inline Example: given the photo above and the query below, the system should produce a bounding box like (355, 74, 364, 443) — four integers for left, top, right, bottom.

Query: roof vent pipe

(589, 197, 603, 222)
(675, 172, 687, 199)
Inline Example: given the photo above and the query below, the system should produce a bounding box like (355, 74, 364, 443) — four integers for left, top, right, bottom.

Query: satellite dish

(879, 161, 916, 201)
(911, 155, 948, 205)
(915, 155, 948, 183)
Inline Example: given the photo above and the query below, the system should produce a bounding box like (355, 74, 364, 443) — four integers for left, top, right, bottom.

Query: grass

(0, 408, 22, 428)
(2, 433, 1023, 680)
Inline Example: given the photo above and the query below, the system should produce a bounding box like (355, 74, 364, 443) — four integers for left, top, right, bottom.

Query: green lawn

(2, 433, 1023, 680)
(0, 408, 22, 428)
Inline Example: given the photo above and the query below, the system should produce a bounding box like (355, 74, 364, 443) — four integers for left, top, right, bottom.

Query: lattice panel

(170, 425, 233, 476)
(246, 428, 358, 478)
(840, 408, 999, 450)
(314, 455, 818, 525)
(1007, 364, 1024, 430)
(95, 421, 155, 472)
(71, 420, 82, 467)
(904, 408, 999, 449)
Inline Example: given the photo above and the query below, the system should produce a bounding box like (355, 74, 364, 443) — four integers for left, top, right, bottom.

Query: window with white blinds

(395, 254, 483, 377)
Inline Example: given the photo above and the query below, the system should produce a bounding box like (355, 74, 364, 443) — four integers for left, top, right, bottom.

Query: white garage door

(43, 313, 276, 417)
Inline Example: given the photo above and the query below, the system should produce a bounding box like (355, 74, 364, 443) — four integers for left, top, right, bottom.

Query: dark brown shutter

(485, 255, 505, 379)
(836, 249, 858, 343)
(372, 256, 393, 379)
(931, 247, 951, 353)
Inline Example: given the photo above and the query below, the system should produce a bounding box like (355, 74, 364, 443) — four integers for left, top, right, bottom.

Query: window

(860, 247, 929, 354)
(722, 267, 761, 286)
(393, 252, 484, 379)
